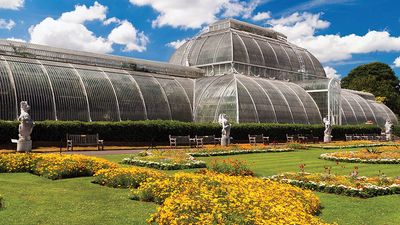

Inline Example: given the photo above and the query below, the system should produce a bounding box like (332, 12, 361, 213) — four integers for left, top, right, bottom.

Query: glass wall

(194, 74, 322, 124)
(0, 56, 193, 122)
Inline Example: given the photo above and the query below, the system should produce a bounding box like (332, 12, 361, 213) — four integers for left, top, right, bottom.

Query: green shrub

(0, 120, 381, 144)
(207, 158, 254, 176)
(394, 125, 400, 137)
(0, 194, 4, 209)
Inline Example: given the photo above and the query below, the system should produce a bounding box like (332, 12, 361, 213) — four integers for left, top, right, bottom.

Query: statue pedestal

(17, 139, 32, 152)
(386, 134, 392, 141)
(221, 135, 230, 146)
(324, 135, 331, 143)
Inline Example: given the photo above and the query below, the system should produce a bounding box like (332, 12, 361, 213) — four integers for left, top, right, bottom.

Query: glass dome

(170, 19, 326, 81)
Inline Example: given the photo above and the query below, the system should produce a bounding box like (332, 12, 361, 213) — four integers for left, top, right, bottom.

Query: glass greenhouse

(0, 19, 397, 127)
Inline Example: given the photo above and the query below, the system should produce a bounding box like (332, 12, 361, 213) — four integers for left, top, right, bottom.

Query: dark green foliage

(0, 120, 381, 144)
(393, 125, 400, 137)
(341, 62, 400, 115)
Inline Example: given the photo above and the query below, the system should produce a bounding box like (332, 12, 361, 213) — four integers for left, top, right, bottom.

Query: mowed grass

(197, 148, 400, 225)
(0, 173, 156, 225)
(1, 147, 399, 225)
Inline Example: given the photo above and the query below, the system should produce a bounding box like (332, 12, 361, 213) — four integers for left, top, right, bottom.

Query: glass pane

(45, 64, 89, 121)
(106, 72, 146, 120)
(7, 57, 55, 120)
(133, 75, 171, 120)
(77, 68, 119, 121)
(0, 58, 17, 120)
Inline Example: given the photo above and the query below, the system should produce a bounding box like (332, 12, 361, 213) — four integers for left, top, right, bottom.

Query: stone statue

(218, 114, 231, 146)
(17, 101, 34, 152)
(323, 116, 332, 143)
(384, 118, 393, 141)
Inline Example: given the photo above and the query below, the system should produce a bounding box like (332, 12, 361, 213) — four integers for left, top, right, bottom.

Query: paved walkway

(63, 149, 144, 156)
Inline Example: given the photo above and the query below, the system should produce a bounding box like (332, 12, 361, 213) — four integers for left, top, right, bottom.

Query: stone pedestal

(17, 139, 32, 152)
(221, 135, 230, 146)
(386, 134, 392, 141)
(324, 135, 331, 143)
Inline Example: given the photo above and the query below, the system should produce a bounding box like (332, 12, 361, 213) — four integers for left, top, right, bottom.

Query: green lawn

(197, 148, 400, 225)
(0, 173, 156, 225)
(1, 148, 399, 225)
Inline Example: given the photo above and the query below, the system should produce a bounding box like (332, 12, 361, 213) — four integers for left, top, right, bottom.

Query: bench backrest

(67, 134, 99, 144)
(169, 135, 191, 144)
(249, 134, 264, 142)
(196, 135, 216, 144)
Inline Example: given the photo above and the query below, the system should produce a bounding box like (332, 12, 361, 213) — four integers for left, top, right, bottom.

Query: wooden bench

(286, 134, 295, 142)
(66, 134, 104, 151)
(345, 134, 386, 141)
(195, 135, 219, 148)
(248, 134, 269, 145)
(169, 135, 196, 148)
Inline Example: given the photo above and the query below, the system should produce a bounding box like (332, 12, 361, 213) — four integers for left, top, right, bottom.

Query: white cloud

(30, 17, 113, 53)
(284, 0, 353, 15)
(268, 12, 330, 40)
(324, 66, 341, 79)
(394, 57, 400, 68)
(103, 17, 121, 25)
(252, 11, 271, 21)
(6, 37, 26, 42)
(108, 20, 149, 52)
(166, 39, 187, 49)
(0, 18, 16, 30)
(267, 12, 400, 63)
(29, 2, 148, 54)
(59, 1, 107, 24)
(0, 0, 24, 10)
(129, 0, 259, 29)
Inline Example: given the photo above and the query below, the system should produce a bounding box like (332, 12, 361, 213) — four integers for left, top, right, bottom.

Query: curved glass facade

(0, 56, 193, 122)
(0, 19, 397, 127)
(194, 74, 321, 124)
(170, 19, 326, 81)
(341, 90, 398, 127)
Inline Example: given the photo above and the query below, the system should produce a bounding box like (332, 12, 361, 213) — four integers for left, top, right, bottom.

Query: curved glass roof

(341, 89, 398, 127)
(0, 55, 193, 122)
(170, 19, 326, 80)
(0, 40, 204, 79)
(194, 73, 322, 124)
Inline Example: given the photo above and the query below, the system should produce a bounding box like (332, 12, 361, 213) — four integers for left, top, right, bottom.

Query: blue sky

(0, 0, 400, 78)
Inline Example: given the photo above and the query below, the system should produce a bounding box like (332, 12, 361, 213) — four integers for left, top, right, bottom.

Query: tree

(341, 62, 400, 115)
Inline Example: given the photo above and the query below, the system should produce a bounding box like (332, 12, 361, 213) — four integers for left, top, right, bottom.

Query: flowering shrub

(121, 150, 206, 170)
(207, 158, 254, 176)
(132, 172, 328, 225)
(310, 141, 398, 149)
(188, 144, 294, 157)
(93, 167, 166, 188)
(320, 146, 400, 164)
(0, 153, 118, 179)
(0, 153, 38, 172)
(268, 172, 400, 198)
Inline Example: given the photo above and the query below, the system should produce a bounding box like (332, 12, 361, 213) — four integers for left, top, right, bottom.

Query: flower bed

(0, 153, 118, 179)
(309, 141, 398, 149)
(320, 146, 400, 164)
(121, 157, 206, 170)
(207, 158, 254, 176)
(188, 148, 294, 157)
(93, 167, 167, 188)
(132, 171, 329, 225)
(268, 172, 400, 198)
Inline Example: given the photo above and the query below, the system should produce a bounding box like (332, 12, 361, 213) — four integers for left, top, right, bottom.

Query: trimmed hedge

(0, 120, 381, 144)
(394, 125, 400, 137)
